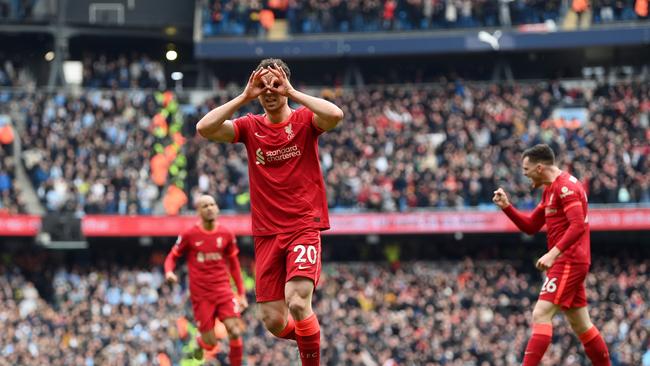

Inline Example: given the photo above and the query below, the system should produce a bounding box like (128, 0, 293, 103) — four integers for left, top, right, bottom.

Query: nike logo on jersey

(298, 264, 311, 270)
(254, 132, 267, 138)
(195, 240, 204, 247)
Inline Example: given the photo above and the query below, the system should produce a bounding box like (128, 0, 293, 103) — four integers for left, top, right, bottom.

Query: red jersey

(232, 106, 330, 236)
(539, 172, 591, 265)
(164, 223, 239, 301)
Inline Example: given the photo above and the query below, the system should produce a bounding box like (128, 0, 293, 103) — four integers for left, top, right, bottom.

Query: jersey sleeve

(299, 107, 325, 136)
(225, 231, 240, 257)
(164, 233, 191, 273)
(231, 115, 251, 144)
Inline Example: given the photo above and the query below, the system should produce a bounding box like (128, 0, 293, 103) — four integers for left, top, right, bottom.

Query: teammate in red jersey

(493, 144, 610, 366)
(196, 58, 344, 365)
(164, 195, 247, 365)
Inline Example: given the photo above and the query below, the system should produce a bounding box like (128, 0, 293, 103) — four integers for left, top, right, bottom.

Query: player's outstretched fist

(165, 271, 178, 284)
(492, 188, 511, 209)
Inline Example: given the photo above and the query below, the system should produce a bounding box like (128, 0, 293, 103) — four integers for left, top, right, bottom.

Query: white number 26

(541, 277, 558, 293)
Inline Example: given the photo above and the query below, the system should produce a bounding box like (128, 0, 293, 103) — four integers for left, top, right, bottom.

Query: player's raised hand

(242, 68, 270, 101)
(492, 188, 511, 209)
(264, 63, 294, 97)
(165, 271, 178, 284)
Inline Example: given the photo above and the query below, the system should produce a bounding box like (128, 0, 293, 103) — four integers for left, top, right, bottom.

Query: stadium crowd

(190, 79, 650, 212)
(15, 90, 162, 214)
(81, 53, 166, 90)
(2, 78, 648, 214)
(201, 0, 649, 37)
(0, 141, 24, 214)
(0, 256, 647, 365)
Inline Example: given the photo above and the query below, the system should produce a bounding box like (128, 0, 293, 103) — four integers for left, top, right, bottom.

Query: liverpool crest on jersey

(285, 123, 294, 140)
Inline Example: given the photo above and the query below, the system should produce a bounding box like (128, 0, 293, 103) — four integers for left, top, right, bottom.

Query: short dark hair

(522, 144, 555, 165)
(255, 58, 291, 79)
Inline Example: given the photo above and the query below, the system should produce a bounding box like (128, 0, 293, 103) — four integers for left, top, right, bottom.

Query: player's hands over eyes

(242, 68, 270, 101)
(264, 63, 294, 97)
(492, 188, 511, 209)
(165, 271, 178, 284)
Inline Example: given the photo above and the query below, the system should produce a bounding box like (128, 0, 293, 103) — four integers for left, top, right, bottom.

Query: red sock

(579, 326, 611, 366)
(522, 323, 553, 366)
(276, 315, 296, 340)
(229, 338, 243, 366)
(196, 335, 216, 351)
(294, 313, 320, 366)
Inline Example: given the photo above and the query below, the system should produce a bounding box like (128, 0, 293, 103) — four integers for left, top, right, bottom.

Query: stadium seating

(0, 257, 647, 365)
(6, 78, 649, 214)
(201, 0, 648, 37)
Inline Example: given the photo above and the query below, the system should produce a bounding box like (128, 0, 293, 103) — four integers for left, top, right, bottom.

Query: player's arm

(196, 68, 269, 142)
(555, 202, 587, 253)
(226, 245, 247, 310)
(493, 188, 545, 235)
(164, 235, 189, 284)
(266, 63, 344, 131)
(227, 255, 245, 297)
(536, 204, 585, 270)
(225, 235, 247, 309)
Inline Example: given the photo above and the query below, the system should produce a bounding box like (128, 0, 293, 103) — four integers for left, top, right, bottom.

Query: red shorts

(254, 228, 322, 302)
(191, 297, 240, 333)
(538, 262, 589, 310)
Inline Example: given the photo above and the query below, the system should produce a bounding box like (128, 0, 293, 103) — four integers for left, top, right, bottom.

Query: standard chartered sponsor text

(265, 145, 302, 161)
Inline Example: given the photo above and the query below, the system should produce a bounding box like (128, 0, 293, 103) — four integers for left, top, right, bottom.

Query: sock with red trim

(522, 323, 553, 366)
(294, 313, 320, 366)
(229, 338, 243, 366)
(579, 326, 611, 366)
(275, 315, 297, 340)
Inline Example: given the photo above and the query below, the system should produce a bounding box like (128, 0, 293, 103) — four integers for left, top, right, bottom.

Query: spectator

(0, 256, 647, 365)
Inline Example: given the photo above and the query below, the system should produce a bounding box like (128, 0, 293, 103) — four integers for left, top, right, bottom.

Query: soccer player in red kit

(493, 144, 610, 366)
(164, 195, 247, 365)
(195, 58, 344, 365)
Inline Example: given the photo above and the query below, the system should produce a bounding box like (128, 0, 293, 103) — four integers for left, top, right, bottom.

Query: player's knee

(260, 311, 285, 333)
(201, 332, 218, 347)
(531, 307, 552, 324)
(227, 325, 242, 339)
(286, 296, 309, 317)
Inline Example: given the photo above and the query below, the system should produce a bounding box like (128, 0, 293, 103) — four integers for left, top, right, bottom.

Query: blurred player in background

(493, 144, 611, 366)
(164, 195, 247, 365)
(195, 58, 344, 365)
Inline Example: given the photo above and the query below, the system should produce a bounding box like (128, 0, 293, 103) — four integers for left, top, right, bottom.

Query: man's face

(257, 72, 287, 113)
(522, 156, 543, 189)
(197, 197, 219, 222)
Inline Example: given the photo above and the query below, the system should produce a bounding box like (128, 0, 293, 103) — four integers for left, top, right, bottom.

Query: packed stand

(201, 0, 649, 37)
(16, 90, 162, 214)
(0, 261, 182, 366)
(0, 90, 27, 214)
(0, 257, 647, 365)
(187, 80, 650, 212)
(10, 79, 650, 214)
(81, 53, 166, 90)
(0, 141, 25, 214)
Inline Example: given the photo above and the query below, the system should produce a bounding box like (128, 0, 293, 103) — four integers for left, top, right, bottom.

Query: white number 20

(541, 277, 558, 293)
(294, 245, 317, 264)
